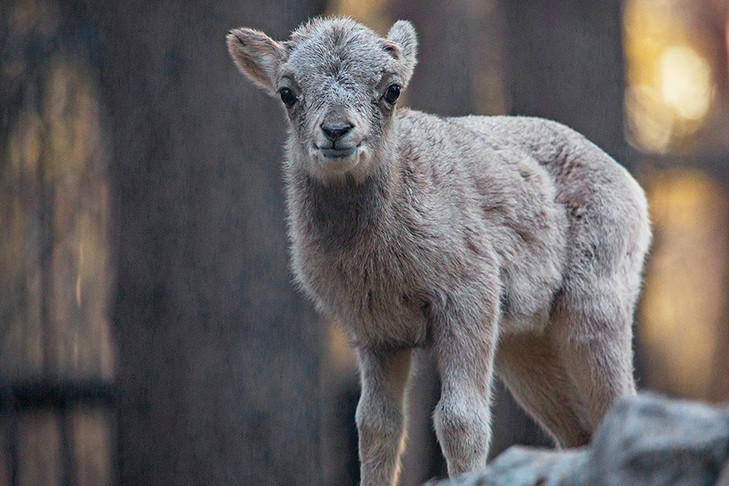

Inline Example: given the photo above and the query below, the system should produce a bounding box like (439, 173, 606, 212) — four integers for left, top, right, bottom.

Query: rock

(435, 447, 590, 486)
(431, 393, 729, 486)
(590, 393, 729, 485)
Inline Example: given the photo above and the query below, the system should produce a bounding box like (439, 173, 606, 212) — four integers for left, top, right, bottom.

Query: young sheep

(227, 17, 651, 485)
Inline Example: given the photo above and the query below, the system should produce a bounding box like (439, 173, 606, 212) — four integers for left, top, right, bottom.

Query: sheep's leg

(355, 347, 412, 486)
(495, 333, 591, 447)
(432, 299, 499, 477)
(556, 310, 636, 429)
(553, 276, 638, 430)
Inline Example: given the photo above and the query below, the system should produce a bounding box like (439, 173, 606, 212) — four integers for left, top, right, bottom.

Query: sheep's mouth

(314, 141, 363, 160)
(320, 146, 356, 159)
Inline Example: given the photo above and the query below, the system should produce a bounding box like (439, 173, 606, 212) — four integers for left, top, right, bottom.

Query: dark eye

(384, 84, 401, 104)
(279, 88, 297, 107)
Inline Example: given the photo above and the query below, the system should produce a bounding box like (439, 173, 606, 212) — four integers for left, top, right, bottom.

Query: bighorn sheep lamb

(226, 17, 651, 485)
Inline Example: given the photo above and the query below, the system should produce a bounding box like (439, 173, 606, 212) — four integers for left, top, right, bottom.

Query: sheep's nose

(321, 122, 353, 142)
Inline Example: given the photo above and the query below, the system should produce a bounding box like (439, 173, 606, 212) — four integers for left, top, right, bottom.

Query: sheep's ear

(227, 27, 286, 95)
(384, 20, 418, 86)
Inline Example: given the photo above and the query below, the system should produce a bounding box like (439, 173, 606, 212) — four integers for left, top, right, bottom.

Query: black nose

(321, 122, 353, 142)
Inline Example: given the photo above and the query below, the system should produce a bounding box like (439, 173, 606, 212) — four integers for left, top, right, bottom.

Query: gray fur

(227, 17, 651, 485)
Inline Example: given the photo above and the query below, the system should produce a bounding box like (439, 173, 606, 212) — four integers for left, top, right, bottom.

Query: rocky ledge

(433, 393, 729, 486)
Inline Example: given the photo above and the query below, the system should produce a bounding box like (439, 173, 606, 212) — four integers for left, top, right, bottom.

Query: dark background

(2, 0, 729, 484)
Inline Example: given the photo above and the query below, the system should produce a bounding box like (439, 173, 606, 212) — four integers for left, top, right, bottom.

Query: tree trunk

(99, 1, 324, 484)
(504, 0, 627, 162)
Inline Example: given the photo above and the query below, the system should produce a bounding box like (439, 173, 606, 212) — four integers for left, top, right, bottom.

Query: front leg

(355, 346, 412, 486)
(432, 292, 500, 477)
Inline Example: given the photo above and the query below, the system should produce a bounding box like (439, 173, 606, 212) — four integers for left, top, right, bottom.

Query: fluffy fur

(226, 17, 651, 485)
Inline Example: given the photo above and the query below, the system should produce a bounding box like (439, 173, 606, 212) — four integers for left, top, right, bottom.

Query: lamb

(226, 17, 651, 485)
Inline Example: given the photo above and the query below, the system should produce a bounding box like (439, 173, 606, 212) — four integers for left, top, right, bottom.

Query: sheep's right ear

(227, 28, 287, 95)
(385, 20, 418, 86)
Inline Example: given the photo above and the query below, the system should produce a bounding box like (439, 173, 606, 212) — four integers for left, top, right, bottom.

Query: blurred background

(2, 0, 729, 484)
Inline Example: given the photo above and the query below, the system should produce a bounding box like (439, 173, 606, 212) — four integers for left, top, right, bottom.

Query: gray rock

(436, 447, 590, 486)
(431, 393, 729, 486)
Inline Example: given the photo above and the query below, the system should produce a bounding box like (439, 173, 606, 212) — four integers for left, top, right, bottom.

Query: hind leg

(553, 278, 638, 429)
(496, 333, 591, 447)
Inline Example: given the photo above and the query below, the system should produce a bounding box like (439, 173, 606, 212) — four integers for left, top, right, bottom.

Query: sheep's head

(227, 17, 418, 181)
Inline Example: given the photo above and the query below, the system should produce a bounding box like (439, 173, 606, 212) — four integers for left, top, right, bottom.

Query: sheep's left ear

(383, 20, 418, 86)
(227, 27, 287, 95)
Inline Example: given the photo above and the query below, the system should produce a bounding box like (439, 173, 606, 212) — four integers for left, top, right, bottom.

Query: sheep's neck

(300, 161, 398, 253)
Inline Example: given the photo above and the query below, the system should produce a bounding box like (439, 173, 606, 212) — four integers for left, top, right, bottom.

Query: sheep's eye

(279, 88, 297, 107)
(384, 84, 401, 104)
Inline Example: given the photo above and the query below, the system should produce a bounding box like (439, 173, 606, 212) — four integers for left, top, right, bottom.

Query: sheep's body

(227, 17, 651, 485)
(289, 111, 649, 348)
